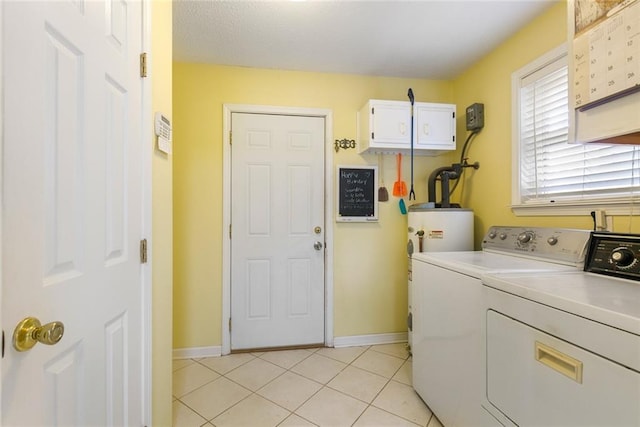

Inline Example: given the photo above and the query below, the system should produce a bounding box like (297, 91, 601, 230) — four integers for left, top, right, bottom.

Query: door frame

(0, 1, 153, 422)
(221, 104, 334, 355)
(0, 0, 5, 417)
(141, 0, 153, 423)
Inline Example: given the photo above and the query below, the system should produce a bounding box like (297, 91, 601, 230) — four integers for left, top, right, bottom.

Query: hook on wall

(335, 138, 356, 152)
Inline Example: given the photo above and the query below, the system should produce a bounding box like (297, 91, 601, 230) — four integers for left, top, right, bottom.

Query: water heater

(407, 204, 474, 255)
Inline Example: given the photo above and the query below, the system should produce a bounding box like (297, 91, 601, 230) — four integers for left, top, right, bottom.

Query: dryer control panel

(585, 232, 640, 280)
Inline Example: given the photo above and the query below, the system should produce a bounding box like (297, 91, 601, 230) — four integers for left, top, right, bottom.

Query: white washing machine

(407, 205, 473, 349)
(411, 226, 592, 427)
(481, 232, 640, 426)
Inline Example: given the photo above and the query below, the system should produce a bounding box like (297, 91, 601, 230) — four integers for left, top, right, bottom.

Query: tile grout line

(275, 346, 391, 427)
(351, 356, 423, 427)
(173, 344, 427, 427)
(208, 350, 336, 425)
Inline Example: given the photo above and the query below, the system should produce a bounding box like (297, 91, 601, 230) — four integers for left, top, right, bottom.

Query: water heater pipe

(428, 164, 462, 207)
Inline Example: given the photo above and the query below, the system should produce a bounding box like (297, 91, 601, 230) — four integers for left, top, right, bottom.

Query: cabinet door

(414, 103, 456, 150)
(371, 101, 411, 146)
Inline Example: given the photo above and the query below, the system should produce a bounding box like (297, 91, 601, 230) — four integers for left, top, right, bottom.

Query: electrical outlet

(466, 103, 484, 131)
(594, 209, 611, 231)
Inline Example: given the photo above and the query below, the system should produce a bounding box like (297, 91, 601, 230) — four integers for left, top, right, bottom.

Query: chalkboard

(336, 165, 378, 222)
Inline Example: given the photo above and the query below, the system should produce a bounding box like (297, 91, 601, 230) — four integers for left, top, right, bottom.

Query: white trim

(511, 43, 568, 211)
(512, 197, 640, 217)
(172, 333, 408, 358)
(568, 0, 576, 144)
(173, 346, 222, 360)
(0, 0, 4, 414)
(140, 0, 152, 425)
(333, 333, 408, 348)
(222, 104, 335, 355)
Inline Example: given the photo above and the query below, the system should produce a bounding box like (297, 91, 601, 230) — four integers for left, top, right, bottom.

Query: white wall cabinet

(358, 100, 411, 151)
(357, 99, 455, 156)
(414, 102, 456, 151)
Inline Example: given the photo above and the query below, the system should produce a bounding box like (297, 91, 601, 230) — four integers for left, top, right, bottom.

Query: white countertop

(482, 270, 640, 336)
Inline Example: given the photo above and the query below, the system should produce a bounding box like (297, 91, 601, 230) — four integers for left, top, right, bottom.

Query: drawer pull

(535, 341, 583, 384)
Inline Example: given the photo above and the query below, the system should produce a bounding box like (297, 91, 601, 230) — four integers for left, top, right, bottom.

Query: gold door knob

(12, 317, 64, 352)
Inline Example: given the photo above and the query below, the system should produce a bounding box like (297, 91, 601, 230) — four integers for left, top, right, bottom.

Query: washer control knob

(499, 233, 507, 240)
(488, 231, 497, 239)
(517, 232, 533, 244)
(547, 236, 558, 246)
(611, 248, 636, 268)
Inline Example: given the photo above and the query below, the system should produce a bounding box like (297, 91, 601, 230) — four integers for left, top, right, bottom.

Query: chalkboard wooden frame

(336, 165, 379, 222)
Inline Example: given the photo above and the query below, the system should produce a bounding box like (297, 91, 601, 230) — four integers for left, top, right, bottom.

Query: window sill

(512, 198, 640, 216)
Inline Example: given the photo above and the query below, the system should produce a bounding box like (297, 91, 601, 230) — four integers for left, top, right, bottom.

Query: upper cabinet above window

(568, 0, 640, 145)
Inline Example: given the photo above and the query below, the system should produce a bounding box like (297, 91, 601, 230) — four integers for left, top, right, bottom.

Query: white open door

(2, 1, 145, 425)
(230, 112, 325, 350)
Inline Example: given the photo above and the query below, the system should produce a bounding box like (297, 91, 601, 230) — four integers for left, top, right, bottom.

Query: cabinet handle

(535, 341, 583, 383)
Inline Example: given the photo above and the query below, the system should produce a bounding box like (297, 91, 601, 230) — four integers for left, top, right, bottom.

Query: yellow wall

(173, 67, 454, 348)
(151, 1, 173, 425)
(452, 1, 640, 245)
(173, 2, 639, 352)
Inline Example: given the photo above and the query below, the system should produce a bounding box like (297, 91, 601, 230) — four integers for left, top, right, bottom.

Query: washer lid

(412, 251, 578, 278)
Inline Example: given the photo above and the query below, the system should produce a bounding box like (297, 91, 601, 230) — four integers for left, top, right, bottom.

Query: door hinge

(140, 52, 148, 78)
(371, 107, 374, 114)
(140, 239, 148, 264)
(229, 131, 232, 145)
(228, 318, 232, 332)
(371, 132, 374, 139)
(452, 112, 455, 119)
(2, 330, 4, 358)
(229, 224, 232, 239)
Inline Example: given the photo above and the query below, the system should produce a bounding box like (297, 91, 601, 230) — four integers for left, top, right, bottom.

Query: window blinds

(519, 62, 640, 203)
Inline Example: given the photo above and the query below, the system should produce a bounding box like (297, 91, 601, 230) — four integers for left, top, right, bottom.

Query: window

(512, 45, 640, 215)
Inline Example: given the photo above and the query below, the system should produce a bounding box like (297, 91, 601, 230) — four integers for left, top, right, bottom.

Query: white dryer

(481, 232, 640, 426)
(411, 226, 591, 427)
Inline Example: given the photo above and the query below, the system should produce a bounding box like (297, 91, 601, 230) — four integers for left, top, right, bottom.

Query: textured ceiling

(173, 0, 558, 80)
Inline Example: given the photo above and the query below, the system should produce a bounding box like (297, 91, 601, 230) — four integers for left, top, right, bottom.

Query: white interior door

(231, 113, 325, 350)
(2, 1, 144, 425)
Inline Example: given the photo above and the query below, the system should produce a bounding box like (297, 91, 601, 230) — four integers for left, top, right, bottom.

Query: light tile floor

(173, 343, 443, 427)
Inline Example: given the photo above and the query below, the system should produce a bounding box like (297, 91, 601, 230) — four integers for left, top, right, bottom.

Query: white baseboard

(173, 345, 222, 360)
(172, 333, 408, 359)
(333, 332, 408, 348)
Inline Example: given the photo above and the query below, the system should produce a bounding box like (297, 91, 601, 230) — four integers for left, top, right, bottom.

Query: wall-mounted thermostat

(155, 112, 172, 154)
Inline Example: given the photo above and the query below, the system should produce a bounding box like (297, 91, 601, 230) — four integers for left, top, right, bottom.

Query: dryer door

(486, 310, 640, 426)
